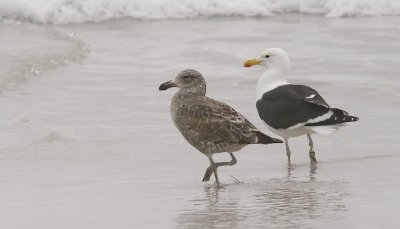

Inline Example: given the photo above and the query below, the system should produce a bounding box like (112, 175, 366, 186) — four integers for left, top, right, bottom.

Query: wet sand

(0, 15, 399, 228)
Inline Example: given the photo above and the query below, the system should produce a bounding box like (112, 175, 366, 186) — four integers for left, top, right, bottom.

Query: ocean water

(0, 3, 400, 229)
(1, 0, 400, 24)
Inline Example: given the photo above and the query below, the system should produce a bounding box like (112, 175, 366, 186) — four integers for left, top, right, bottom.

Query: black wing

(256, 84, 332, 129)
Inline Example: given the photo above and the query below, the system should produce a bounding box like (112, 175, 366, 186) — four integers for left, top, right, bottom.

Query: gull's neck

(256, 68, 289, 100)
(172, 86, 206, 105)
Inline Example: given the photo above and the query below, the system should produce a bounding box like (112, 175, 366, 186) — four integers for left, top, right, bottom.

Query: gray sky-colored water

(0, 15, 399, 228)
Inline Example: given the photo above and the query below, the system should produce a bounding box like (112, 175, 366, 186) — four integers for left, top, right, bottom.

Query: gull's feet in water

(309, 150, 317, 163)
(202, 165, 214, 182)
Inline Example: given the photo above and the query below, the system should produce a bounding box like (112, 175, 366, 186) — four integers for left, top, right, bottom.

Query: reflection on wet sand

(175, 186, 244, 229)
(176, 165, 347, 228)
(287, 162, 317, 178)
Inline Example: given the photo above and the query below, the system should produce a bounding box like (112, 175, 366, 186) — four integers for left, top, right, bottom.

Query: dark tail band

(306, 108, 359, 126)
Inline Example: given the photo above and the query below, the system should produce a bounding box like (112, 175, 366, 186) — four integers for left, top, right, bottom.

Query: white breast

(256, 70, 288, 100)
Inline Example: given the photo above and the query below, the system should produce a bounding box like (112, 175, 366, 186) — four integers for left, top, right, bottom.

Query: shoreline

(0, 15, 399, 228)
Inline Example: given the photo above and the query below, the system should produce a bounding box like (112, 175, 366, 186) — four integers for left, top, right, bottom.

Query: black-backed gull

(159, 69, 282, 185)
(244, 48, 359, 164)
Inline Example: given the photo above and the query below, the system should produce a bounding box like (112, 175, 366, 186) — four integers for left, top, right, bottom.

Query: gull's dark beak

(159, 80, 176, 91)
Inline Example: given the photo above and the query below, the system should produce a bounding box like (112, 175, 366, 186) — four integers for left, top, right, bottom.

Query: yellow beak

(244, 58, 262, 67)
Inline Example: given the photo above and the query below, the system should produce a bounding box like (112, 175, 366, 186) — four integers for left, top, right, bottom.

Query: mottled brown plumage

(159, 69, 282, 185)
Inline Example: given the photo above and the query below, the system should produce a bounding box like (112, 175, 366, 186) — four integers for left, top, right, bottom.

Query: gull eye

(265, 55, 270, 58)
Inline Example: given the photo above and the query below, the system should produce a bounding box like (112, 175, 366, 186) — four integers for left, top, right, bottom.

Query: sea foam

(0, 0, 400, 24)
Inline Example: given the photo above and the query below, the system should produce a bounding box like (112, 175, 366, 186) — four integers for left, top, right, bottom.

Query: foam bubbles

(0, 0, 399, 24)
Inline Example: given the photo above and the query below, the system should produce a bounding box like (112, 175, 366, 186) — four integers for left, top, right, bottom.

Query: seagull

(159, 69, 282, 185)
(244, 48, 359, 164)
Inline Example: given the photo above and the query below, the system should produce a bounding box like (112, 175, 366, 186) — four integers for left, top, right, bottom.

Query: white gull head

(244, 47, 291, 100)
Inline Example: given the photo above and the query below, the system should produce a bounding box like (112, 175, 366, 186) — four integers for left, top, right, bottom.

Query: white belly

(263, 122, 343, 139)
(264, 123, 314, 139)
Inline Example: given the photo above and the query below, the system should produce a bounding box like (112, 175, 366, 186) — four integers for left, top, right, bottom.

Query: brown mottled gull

(159, 69, 282, 185)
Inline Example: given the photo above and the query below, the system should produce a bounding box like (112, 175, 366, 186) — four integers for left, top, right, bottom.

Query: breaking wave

(0, 0, 399, 24)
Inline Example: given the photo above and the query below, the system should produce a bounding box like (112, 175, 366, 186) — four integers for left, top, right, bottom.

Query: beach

(0, 12, 400, 229)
